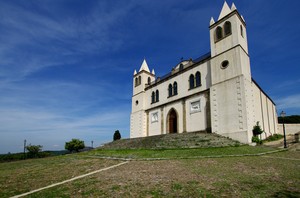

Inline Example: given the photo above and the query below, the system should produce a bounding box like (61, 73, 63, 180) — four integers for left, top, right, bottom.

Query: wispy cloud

(0, 1, 135, 82)
(276, 94, 300, 112)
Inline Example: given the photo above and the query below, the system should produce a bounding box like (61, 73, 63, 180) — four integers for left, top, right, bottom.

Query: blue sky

(0, 0, 299, 154)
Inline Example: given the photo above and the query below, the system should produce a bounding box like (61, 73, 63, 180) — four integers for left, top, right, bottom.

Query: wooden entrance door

(168, 109, 177, 133)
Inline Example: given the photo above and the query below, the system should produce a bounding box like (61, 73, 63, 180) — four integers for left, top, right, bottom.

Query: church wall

(252, 82, 264, 132)
(145, 61, 211, 111)
(130, 111, 147, 138)
(148, 108, 162, 136)
(252, 82, 278, 139)
(211, 76, 250, 143)
(185, 95, 207, 132)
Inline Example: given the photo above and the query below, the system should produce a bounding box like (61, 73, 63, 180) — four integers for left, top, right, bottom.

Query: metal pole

(282, 118, 287, 148)
(24, 139, 26, 159)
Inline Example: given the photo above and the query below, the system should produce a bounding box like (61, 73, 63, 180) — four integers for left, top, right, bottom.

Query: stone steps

(100, 131, 241, 149)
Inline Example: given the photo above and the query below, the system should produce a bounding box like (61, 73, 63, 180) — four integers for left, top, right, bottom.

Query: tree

(65, 139, 85, 152)
(26, 144, 42, 158)
(113, 130, 121, 141)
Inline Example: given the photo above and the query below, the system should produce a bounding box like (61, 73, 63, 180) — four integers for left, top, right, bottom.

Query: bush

(65, 139, 85, 152)
(252, 136, 262, 145)
(252, 122, 264, 136)
(264, 134, 283, 142)
(113, 130, 121, 141)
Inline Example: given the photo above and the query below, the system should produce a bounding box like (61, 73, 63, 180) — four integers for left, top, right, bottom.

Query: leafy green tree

(26, 144, 42, 158)
(113, 130, 121, 141)
(65, 139, 85, 152)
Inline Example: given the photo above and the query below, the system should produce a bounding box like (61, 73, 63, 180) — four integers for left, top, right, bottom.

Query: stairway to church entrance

(168, 109, 178, 133)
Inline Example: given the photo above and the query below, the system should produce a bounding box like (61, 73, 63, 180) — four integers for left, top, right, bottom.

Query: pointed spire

(231, 3, 237, 11)
(218, 1, 231, 20)
(210, 17, 215, 26)
(133, 69, 137, 75)
(151, 69, 155, 75)
(139, 59, 150, 73)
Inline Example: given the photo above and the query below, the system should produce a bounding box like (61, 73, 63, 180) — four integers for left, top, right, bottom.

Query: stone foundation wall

(277, 124, 300, 135)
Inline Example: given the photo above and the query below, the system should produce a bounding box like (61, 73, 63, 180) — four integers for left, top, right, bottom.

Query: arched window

(179, 63, 184, 71)
(224, 21, 232, 36)
(138, 76, 141, 85)
(240, 25, 244, 37)
(135, 77, 138, 87)
(189, 74, 195, 89)
(168, 84, 173, 97)
(215, 26, 223, 41)
(151, 92, 155, 103)
(173, 82, 178, 95)
(156, 90, 159, 102)
(148, 77, 151, 85)
(195, 72, 201, 87)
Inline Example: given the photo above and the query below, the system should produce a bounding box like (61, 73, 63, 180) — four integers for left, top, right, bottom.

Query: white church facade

(130, 2, 278, 144)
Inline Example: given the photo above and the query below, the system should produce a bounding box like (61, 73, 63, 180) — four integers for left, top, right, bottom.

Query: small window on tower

(224, 21, 232, 36)
(138, 76, 141, 85)
(215, 26, 223, 41)
(240, 25, 244, 37)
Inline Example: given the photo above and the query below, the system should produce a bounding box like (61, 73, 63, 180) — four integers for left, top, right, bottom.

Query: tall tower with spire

(209, 1, 253, 143)
(130, 59, 155, 138)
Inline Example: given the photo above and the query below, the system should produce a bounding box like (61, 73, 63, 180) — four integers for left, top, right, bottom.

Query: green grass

(86, 145, 280, 159)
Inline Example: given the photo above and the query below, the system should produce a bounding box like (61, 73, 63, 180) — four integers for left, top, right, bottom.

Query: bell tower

(209, 2, 254, 143)
(130, 59, 155, 138)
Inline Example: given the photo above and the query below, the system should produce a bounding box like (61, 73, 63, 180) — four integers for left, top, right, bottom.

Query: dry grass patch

(27, 151, 299, 197)
(0, 155, 121, 197)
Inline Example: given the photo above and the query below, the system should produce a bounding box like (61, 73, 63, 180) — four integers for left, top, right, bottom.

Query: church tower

(130, 59, 155, 138)
(209, 2, 254, 143)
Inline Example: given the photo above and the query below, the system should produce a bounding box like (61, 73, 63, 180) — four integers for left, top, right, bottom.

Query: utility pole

(23, 139, 26, 159)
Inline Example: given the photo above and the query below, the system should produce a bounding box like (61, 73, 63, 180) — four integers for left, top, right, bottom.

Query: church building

(130, 2, 278, 144)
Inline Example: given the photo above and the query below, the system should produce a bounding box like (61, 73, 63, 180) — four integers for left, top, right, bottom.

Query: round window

(135, 100, 139, 105)
(221, 60, 229, 69)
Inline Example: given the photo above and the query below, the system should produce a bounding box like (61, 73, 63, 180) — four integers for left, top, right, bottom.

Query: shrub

(264, 134, 283, 142)
(252, 122, 264, 136)
(252, 136, 262, 145)
(113, 130, 121, 141)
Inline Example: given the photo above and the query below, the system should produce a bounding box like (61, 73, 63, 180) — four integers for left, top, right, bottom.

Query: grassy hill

(100, 131, 241, 149)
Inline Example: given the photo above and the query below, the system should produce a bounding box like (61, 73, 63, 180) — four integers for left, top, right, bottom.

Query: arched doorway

(167, 108, 178, 133)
